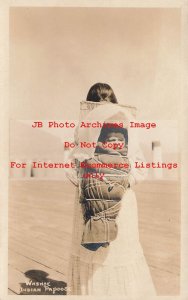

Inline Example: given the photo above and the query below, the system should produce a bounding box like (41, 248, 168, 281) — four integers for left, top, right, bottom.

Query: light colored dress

(66, 102, 156, 296)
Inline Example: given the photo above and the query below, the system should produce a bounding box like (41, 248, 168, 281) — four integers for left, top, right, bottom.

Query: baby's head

(98, 125, 128, 145)
(103, 131, 126, 144)
(96, 124, 128, 154)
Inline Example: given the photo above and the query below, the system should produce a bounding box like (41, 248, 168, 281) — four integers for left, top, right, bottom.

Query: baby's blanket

(79, 148, 130, 246)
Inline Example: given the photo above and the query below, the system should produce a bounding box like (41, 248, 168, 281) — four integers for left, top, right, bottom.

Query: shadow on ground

(19, 269, 67, 295)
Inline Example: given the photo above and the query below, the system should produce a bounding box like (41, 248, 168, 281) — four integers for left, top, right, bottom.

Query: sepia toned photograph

(7, 4, 182, 297)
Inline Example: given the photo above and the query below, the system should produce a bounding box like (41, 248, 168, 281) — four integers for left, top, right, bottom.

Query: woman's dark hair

(98, 124, 128, 144)
(86, 83, 118, 103)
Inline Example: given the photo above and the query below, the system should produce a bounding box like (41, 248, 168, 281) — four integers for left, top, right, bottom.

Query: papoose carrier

(76, 101, 136, 250)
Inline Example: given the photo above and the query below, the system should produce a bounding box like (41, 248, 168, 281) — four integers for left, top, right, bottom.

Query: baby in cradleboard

(79, 123, 131, 251)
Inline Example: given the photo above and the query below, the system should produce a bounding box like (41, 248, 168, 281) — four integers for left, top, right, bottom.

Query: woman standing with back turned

(66, 83, 156, 296)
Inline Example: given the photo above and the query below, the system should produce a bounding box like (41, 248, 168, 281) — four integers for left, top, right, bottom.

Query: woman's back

(66, 83, 156, 295)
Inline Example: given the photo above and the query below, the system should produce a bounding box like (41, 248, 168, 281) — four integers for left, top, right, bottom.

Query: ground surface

(8, 179, 180, 295)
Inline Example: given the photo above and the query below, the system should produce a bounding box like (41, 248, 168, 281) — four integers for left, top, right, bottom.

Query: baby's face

(105, 132, 125, 143)
(104, 132, 126, 151)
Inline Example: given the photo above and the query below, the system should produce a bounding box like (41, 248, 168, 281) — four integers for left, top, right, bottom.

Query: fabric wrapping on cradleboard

(79, 153, 131, 248)
(81, 200, 121, 244)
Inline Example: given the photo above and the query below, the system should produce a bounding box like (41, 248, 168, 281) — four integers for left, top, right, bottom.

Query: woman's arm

(65, 150, 79, 186)
(128, 148, 148, 187)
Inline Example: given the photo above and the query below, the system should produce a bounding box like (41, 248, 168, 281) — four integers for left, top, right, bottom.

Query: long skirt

(67, 188, 156, 296)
